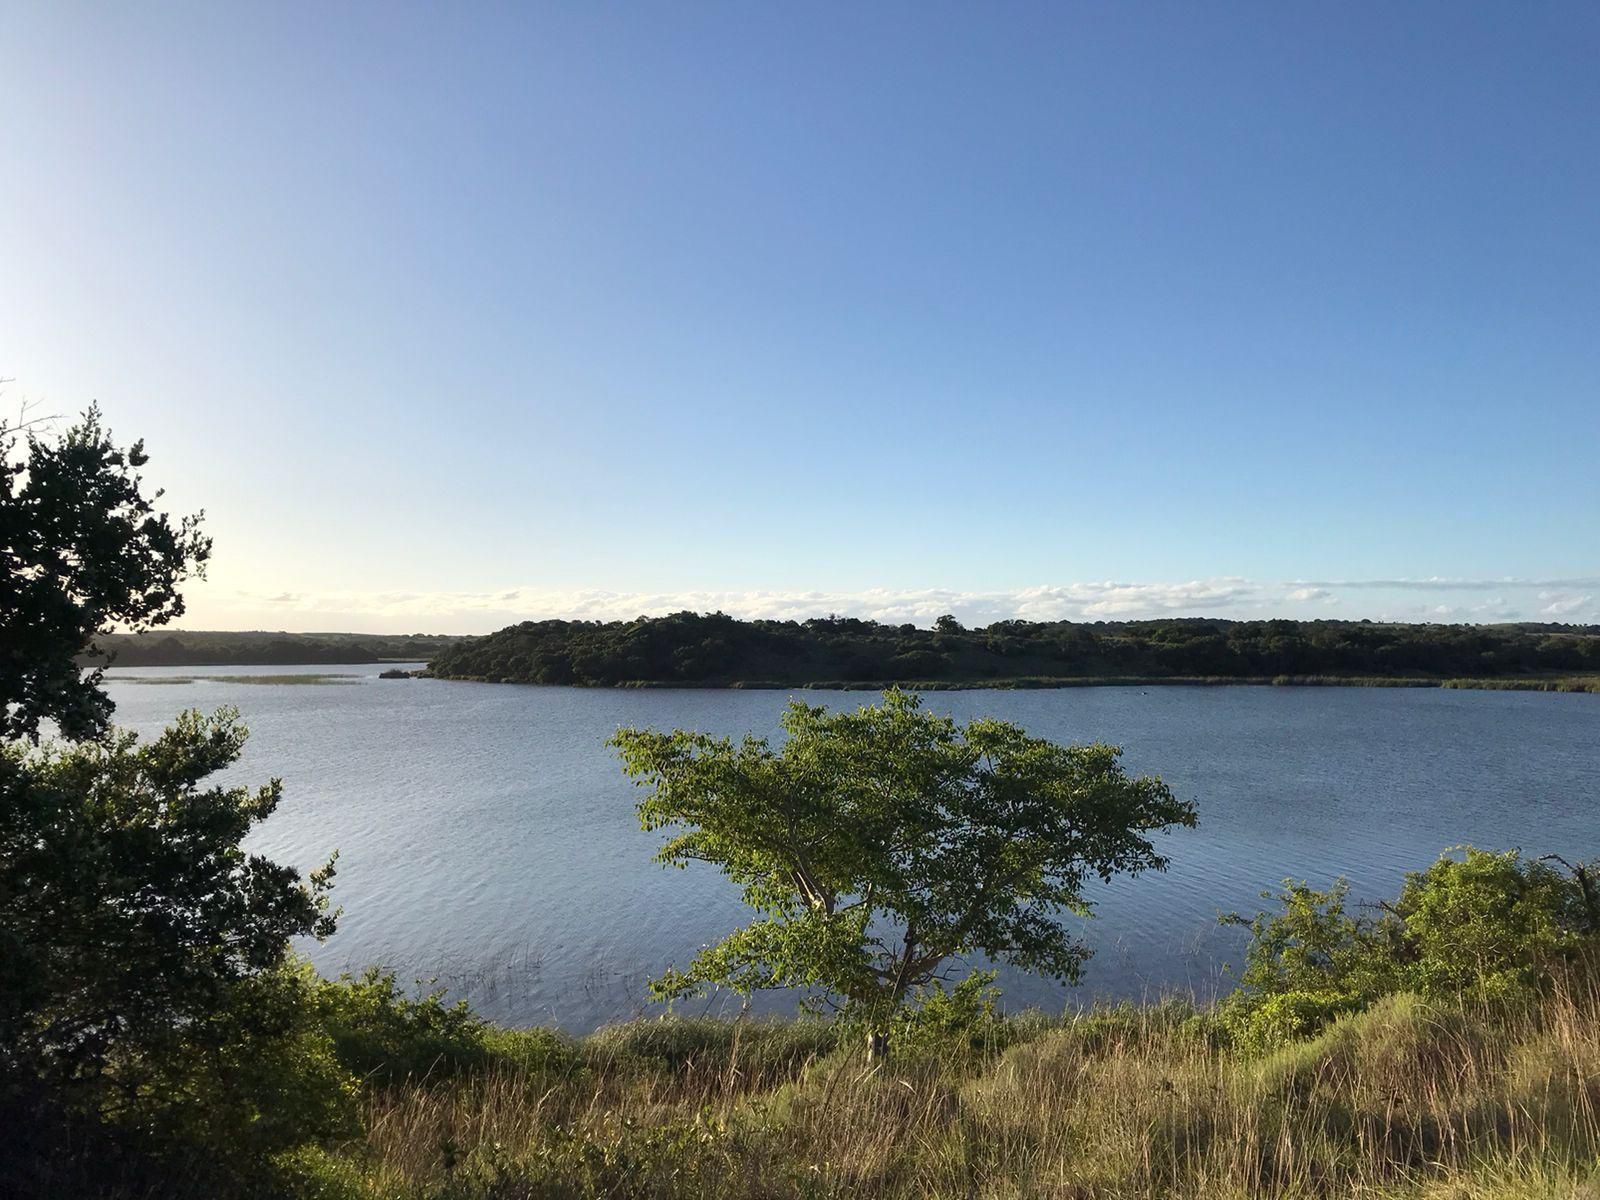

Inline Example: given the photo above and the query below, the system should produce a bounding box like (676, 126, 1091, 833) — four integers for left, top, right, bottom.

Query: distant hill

(426, 612, 1600, 690)
(94, 630, 463, 668)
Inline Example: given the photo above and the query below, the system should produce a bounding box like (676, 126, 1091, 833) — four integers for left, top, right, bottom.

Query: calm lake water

(104, 667, 1600, 1030)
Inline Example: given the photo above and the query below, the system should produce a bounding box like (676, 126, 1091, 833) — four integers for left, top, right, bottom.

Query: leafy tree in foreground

(0, 405, 211, 742)
(0, 406, 339, 1193)
(612, 689, 1195, 1057)
(0, 710, 337, 1090)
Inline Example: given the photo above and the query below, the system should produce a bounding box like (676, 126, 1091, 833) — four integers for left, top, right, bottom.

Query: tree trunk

(865, 1029, 889, 1062)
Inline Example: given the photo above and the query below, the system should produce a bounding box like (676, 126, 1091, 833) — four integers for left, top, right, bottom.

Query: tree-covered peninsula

(427, 610, 1600, 690)
(93, 630, 461, 668)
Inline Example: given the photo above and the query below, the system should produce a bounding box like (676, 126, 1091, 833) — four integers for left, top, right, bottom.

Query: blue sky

(3, 2, 1597, 631)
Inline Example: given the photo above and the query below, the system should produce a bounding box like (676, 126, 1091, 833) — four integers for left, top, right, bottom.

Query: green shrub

(315, 967, 495, 1086)
(1396, 848, 1586, 1000)
(269, 1145, 374, 1200)
(480, 1024, 581, 1075)
(1226, 988, 1365, 1053)
(1222, 847, 1600, 1051)
(103, 962, 361, 1193)
(1249, 991, 1446, 1094)
(889, 971, 1007, 1058)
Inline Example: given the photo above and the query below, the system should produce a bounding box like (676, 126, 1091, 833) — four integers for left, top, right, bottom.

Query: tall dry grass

(325, 978, 1600, 1199)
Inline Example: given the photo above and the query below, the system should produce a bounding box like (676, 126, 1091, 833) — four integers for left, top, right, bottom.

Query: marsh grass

(295, 974, 1600, 1199)
(1440, 677, 1600, 694)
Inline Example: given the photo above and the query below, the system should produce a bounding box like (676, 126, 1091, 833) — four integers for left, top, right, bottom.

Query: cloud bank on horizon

(178, 577, 1600, 635)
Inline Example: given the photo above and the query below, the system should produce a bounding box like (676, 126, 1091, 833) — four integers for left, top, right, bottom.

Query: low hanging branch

(1542, 854, 1600, 934)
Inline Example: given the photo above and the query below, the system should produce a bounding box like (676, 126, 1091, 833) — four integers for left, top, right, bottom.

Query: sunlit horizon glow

(4, 4, 1597, 626)
(167, 576, 1599, 636)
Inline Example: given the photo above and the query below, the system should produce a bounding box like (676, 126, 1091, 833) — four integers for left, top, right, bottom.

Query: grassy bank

(281, 981, 1600, 1200)
(34, 844, 1600, 1198)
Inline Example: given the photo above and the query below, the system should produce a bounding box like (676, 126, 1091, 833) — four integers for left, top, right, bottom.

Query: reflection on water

(104, 667, 1600, 1030)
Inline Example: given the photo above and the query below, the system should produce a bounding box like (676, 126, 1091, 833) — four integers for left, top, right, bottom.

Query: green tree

(1, 711, 337, 1089)
(1, 406, 211, 742)
(0, 408, 339, 1192)
(612, 689, 1194, 1058)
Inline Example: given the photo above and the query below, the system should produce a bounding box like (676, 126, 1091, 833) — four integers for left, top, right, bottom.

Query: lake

(103, 666, 1600, 1030)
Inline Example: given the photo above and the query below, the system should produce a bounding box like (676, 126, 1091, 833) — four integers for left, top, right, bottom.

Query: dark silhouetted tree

(0, 407, 211, 741)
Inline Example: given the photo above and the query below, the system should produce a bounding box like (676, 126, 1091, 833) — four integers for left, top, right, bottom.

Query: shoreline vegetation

(91, 617, 1600, 693)
(89, 630, 460, 668)
(278, 971, 1600, 1199)
(489, 672, 1600, 693)
(426, 611, 1600, 694)
(249, 846, 1600, 1198)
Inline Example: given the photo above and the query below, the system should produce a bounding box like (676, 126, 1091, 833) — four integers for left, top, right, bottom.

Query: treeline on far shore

(92, 630, 462, 668)
(427, 611, 1600, 690)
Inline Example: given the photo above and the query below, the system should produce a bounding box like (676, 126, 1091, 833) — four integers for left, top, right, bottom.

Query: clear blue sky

(3, 2, 1597, 631)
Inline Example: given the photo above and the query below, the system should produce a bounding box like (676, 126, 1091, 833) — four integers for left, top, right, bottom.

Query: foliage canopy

(431, 608, 1600, 689)
(0, 406, 211, 741)
(613, 689, 1195, 1053)
(0, 408, 342, 1193)
(0, 710, 337, 1087)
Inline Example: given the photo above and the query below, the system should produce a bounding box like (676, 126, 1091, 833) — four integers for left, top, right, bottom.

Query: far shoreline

(100, 664, 1600, 695)
(426, 672, 1600, 695)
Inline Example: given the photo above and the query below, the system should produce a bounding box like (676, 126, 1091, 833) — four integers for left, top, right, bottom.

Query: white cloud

(1297, 576, 1600, 592)
(191, 579, 1265, 631)
(1539, 592, 1595, 617)
(175, 575, 1600, 634)
(1409, 598, 1524, 622)
(1019, 579, 1258, 619)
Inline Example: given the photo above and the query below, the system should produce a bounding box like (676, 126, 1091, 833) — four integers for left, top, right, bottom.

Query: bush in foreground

(1221, 847, 1600, 1050)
